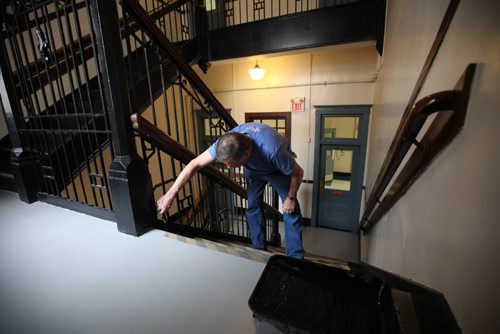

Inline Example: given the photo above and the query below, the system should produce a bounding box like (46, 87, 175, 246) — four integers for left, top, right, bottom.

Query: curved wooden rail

(360, 64, 476, 231)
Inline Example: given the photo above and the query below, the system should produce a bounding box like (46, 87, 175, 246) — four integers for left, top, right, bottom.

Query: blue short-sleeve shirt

(208, 123, 295, 178)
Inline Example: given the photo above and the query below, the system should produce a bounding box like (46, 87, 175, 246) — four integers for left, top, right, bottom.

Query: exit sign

(290, 97, 305, 112)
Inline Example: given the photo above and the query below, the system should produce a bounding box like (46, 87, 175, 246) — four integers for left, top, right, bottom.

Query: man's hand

(156, 191, 176, 215)
(156, 150, 215, 215)
(282, 197, 296, 215)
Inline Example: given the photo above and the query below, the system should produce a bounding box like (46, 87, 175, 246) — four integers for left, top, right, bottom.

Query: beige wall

(195, 43, 378, 217)
(363, 0, 500, 332)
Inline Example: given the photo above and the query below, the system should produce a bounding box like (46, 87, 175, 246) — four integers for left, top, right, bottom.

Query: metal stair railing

(1, 0, 283, 241)
(8, 0, 195, 98)
(121, 0, 235, 128)
(132, 113, 282, 244)
(205, 0, 362, 30)
(0, 0, 205, 216)
(121, 0, 281, 245)
(0, 0, 116, 214)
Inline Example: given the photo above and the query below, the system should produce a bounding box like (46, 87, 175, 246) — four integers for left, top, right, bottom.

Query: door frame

(311, 105, 371, 233)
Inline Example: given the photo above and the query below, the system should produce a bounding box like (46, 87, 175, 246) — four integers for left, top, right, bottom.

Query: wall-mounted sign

(290, 97, 305, 112)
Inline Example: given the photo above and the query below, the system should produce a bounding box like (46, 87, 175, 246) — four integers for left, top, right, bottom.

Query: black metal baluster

(19, 7, 61, 196)
(38, 4, 71, 198)
(150, 61, 167, 199)
(169, 76, 184, 215)
(61, 1, 99, 206)
(177, 77, 196, 223)
(22, 10, 59, 196)
(73, 0, 111, 209)
(49, 3, 88, 203)
(120, 3, 134, 88)
(9, 8, 50, 195)
(84, 0, 115, 210)
(170, 81, 180, 141)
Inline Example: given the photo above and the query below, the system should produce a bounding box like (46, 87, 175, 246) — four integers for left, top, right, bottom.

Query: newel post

(90, 0, 155, 236)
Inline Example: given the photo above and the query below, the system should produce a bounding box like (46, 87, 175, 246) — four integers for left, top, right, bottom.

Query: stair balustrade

(0, 0, 372, 241)
(122, 0, 281, 244)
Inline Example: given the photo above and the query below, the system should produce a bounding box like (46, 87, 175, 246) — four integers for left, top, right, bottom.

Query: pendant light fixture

(248, 61, 266, 80)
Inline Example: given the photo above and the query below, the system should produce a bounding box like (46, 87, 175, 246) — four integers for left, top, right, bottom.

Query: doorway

(312, 106, 370, 233)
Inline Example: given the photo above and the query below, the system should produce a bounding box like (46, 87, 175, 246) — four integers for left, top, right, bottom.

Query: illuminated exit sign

(290, 97, 305, 112)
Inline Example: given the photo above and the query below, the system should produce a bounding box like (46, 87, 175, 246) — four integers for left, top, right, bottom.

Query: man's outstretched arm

(156, 150, 215, 214)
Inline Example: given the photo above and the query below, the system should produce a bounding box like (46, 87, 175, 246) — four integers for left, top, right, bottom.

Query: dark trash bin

(249, 255, 460, 334)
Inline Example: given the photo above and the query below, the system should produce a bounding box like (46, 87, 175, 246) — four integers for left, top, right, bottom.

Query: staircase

(0, 0, 385, 241)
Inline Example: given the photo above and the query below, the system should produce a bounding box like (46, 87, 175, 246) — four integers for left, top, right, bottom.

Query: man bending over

(156, 122, 305, 259)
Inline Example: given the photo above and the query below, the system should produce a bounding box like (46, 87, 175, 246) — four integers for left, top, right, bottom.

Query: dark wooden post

(90, 0, 155, 236)
(0, 46, 38, 203)
(194, 0, 210, 73)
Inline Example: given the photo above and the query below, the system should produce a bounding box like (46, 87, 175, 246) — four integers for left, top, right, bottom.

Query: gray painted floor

(0, 189, 359, 334)
(0, 190, 282, 334)
(302, 224, 359, 262)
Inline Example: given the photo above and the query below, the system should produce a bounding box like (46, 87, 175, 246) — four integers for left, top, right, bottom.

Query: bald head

(215, 132, 252, 163)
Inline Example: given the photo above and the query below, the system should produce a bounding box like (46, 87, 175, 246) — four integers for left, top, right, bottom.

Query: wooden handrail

(360, 0, 461, 230)
(362, 0, 460, 223)
(400, 0, 460, 121)
(131, 113, 279, 215)
(360, 64, 476, 231)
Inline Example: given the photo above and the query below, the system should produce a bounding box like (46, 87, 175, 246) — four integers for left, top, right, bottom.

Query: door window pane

(252, 118, 287, 139)
(324, 149, 353, 191)
(261, 119, 274, 127)
(323, 116, 359, 139)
